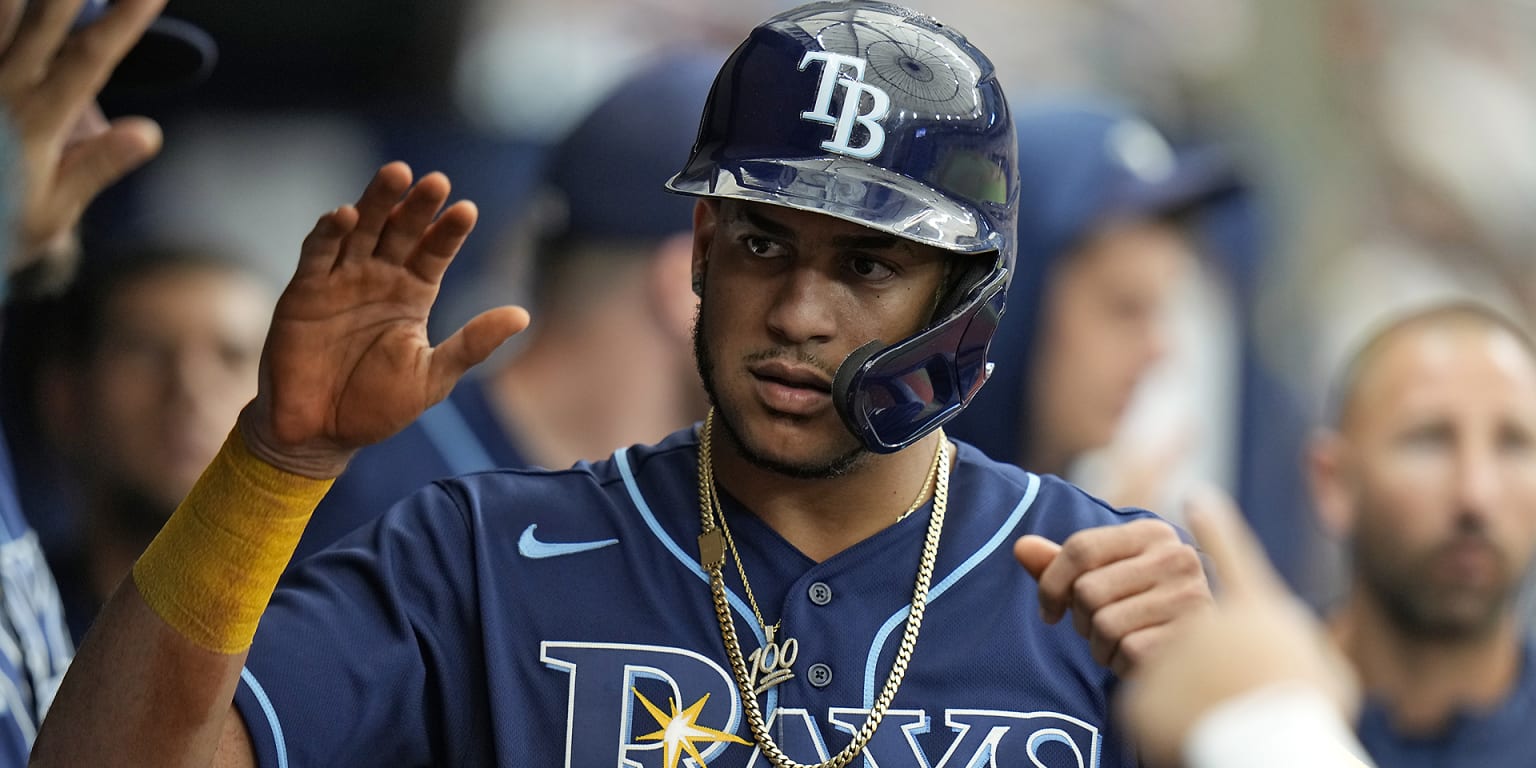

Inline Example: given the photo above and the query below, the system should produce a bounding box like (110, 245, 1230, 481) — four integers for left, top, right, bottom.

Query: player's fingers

(1083, 575, 1211, 672)
(294, 206, 359, 279)
(34, 0, 165, 122)
(0, 0, 86, 91)
(428, 305, 531, 394)
(1105, 623, 1177, 679)
(1068, 535, 1206, 639)
(53, 114, 160, 211)
(1069, 557, 1153, 641)
(1014, 535, 1063, 622)
(1029, 520, 1180, 624)
(336, 162, 413, 268)
(1186, 484, 1285, 602)
(0, 0, 28, 59)
(406, 199, 478, 284)
(375, 171, 451, 266)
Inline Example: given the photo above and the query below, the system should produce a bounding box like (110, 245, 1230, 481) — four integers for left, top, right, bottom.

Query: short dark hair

(1325, 300, 1536, 429)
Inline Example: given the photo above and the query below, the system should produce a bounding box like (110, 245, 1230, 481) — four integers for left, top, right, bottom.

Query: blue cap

(947, 98, 1240, 465)
(74, 0, 217, 94)
(1012, 99, 1237, 266)
(540, 50, 725, 242)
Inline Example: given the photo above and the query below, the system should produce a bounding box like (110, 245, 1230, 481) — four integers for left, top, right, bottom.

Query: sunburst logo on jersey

(632, 687, 750, 768)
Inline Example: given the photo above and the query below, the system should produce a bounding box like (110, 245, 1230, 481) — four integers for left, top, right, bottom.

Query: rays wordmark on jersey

(543, 642, 1102, 768)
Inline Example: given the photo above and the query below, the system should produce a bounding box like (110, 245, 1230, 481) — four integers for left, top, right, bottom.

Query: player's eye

(1397, 422, 1453, 452)
(1498, 422, 1535, 454)
(847, 255, 896, 282)
(741, 235, 785, 259)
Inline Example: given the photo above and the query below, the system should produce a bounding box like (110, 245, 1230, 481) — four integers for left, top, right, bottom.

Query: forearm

(32, 428, 331, 766)
(31, 582, 247, 766)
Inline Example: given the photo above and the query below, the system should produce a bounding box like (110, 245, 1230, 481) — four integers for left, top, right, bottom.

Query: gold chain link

(711, 473, 774, 635)
(697, 409, 950, 768)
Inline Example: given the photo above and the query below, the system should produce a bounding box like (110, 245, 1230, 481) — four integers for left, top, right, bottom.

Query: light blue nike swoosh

(518, 524, 620, 559)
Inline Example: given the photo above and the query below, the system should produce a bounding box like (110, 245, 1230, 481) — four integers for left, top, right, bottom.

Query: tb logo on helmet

(798, 51, 891, 160)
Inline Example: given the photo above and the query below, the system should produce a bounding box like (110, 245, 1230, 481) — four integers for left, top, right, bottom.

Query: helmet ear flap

(832, 339, 886, 445)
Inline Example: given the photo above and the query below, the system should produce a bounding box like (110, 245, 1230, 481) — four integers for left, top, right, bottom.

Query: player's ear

(1308, 428, 1357, 539)
(649, 231, 699, 342)
(690, 199, 718, 298)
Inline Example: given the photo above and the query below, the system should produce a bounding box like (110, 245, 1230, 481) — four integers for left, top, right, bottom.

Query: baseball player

(0, 0, 210, 762)
(37, 3, 1210, 766)
(1310, 302, 1536, 767)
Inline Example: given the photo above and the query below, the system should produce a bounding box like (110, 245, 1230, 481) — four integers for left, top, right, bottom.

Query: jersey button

(807, 663, 833, 688)
(808, 582, 833, 606)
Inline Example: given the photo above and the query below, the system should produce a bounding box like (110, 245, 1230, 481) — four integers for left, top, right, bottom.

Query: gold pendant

(745, 624, 798, 696)
(699, 529, 725, 570)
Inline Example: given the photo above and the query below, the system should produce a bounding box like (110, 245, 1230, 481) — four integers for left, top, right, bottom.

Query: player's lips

(749, 360, 832, 415)
(1437, 538, 1502, 585)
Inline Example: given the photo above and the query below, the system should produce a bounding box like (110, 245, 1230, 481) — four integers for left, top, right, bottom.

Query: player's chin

(735, 415, 866, 479)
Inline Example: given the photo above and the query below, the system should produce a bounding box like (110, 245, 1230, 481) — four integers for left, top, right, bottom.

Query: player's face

(1031, 219, 1190, 461)
(691, 200, 950, 477)
(1338, 323, 1536, 639)
(84, 267, 271, 508)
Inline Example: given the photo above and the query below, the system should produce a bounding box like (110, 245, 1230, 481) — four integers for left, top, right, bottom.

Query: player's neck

(1330, 591, 1524, 735)
(711, 430, 950, 562)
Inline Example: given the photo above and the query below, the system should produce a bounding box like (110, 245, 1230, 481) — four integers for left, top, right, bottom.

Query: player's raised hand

(0, 0, 168, 260)
(1015, 514, 1212, 676)
(238, 162, 530, 478)
(1117, 488, 1363, 767)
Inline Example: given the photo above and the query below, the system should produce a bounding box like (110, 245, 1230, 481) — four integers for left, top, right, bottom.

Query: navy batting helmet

(668, 0, 1019, 452)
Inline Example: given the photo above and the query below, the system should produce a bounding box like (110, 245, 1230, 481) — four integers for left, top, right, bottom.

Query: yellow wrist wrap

(132, 429, 334, 654)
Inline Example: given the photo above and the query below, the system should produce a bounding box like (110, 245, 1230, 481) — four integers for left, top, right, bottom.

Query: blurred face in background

(1029, 217, 1193, 466)
(81, 265, 271, 509)
(1322, 317, 1536, 640)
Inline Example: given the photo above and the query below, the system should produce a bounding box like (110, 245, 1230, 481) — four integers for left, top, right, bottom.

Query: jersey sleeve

(233, 480, 486, 767)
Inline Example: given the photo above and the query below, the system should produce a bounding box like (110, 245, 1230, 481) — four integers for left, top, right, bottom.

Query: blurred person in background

(0, 0, 213, 758)
(32, 245, 271, 642)
(947, 98, 1240, 513)
(1309, 302, 1536, 766)
(294, 50, 714, 560)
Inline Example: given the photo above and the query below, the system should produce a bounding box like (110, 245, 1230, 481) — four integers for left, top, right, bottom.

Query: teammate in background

(294, 52, 711, 560)
(1308, 302, 1536, 766)
(33, 246, 271, 642)
(34, 4, 1210, 766)
(946, 99, 1236, 508)
(0, 0, 207, 760)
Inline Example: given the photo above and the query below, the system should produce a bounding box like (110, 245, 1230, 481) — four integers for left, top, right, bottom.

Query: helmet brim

(666, 155, 1003, 257)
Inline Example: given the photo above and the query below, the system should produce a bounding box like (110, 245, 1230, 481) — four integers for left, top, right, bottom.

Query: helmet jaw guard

(832, 266, 1008, 452)
(669, 1, 1019, 452)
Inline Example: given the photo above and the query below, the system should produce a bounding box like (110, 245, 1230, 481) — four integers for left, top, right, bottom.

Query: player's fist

(1016, 515, 1212, 676)
(238, 162, 530, 478)
(1116, 488, 1361, 767)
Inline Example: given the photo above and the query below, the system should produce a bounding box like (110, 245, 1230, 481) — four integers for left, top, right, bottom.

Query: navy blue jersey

(235, 426, 1154, 767)
(0, 429, 72, 765)
(1356, 638, 1536, 767)
(294, 376, 528, 562)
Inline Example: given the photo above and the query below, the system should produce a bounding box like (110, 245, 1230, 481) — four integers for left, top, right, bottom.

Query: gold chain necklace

(708, 414, 947, 695)
(696, 409, 950, 768)
(897, 433, 946, 523)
